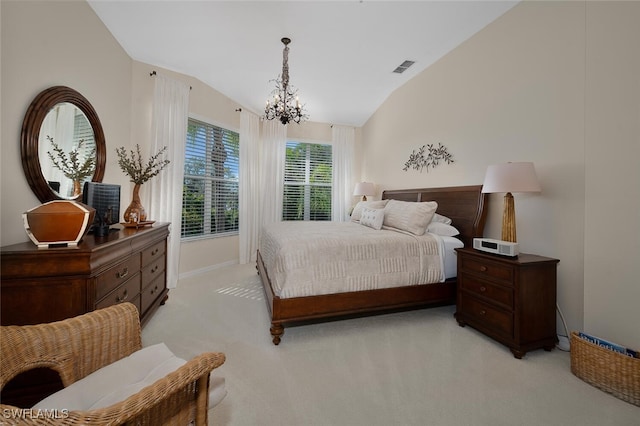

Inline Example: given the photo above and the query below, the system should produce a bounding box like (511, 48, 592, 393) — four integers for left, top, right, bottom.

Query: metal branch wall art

(403, 143, 454, 173)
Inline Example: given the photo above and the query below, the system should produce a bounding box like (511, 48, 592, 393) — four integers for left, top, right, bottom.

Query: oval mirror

(21, 86, 106, 202)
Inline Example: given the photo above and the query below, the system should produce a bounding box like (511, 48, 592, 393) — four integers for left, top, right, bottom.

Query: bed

(256, 185, 488, 345)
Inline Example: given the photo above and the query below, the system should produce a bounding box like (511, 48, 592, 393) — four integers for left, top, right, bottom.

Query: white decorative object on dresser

(473, 238, 519, 257)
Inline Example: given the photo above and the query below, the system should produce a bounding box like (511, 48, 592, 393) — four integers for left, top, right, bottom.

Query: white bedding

(438, 235, 464, 279)
(260, 221, 461, 299)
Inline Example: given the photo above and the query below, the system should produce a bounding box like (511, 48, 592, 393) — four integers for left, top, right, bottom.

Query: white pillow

(359, 207, 384, 230)
(382, 200, 438, 236)
(427, 222, 460, 237)
(350, 199, 389, 222)
(431, 213, 452, 225)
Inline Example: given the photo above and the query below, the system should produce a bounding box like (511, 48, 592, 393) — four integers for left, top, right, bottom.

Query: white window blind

(73, 110, 95, 156)
(182, 118, 239, 238)
(283, 141, 332, 221)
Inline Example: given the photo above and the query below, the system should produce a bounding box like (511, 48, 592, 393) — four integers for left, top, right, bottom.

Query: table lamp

(481, 162, 541, 243)
(353, 182, 375, 201)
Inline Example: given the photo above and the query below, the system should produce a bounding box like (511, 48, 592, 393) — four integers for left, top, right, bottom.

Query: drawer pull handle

(116, 268, 129, 279)
(151, 285, 159, 295)
(480, 286, 486, 292)
(151, 248, 159, 256)
(151, 266, 158, 274)
(480, 309, 486, 316)
(116, 289, 128, 303)
(480, 266, 488, 272)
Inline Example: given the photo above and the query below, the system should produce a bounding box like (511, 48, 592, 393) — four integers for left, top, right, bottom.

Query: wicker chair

(0, 303, 226, 425)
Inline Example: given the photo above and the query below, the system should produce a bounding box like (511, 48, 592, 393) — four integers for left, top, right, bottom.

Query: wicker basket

(570, 331, 640, 406)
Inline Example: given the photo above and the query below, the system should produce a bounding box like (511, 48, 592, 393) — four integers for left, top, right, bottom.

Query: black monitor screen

(82, 182, 121, 229)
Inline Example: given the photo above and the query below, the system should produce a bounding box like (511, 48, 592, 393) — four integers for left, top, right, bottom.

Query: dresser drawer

(108, 294, 141, 314)
(95, 274, 141, 310)
(141, 273, 166, 314)
(142, 241, 165, 267)
(96, 256, 141, 301)
(460, 275, 513, 308)
(460, 256, 514, 283)
(459, 294, 513, 337)
(142, 253, 165, 284)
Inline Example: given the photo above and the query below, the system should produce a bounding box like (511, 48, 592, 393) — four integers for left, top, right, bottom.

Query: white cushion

(359, 207, 384, 230)
(431, 213, 452, 225)
(34, 343, 226, 411)
(382, 200, 438, 236)
(350, 199, 389, 222)
(427, 222, 460, 237)
(208, 375, 227, 408)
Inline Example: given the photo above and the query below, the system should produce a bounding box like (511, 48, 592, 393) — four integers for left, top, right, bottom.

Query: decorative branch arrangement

(403, 143, 454, 173)
(115, 144, 170, 185)
(46, 135, 96, 181)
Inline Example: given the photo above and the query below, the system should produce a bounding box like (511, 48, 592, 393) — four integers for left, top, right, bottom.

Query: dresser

(1, 223, 170, 327)
(454, 247, 559, 359)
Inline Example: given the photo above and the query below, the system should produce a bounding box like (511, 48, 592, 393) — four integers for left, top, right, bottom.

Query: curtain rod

(150, 70, 192, 90)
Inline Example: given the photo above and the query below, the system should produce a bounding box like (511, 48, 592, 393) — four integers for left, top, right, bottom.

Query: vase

(72, 180, 82, 197)
(124, 183, 147, 223)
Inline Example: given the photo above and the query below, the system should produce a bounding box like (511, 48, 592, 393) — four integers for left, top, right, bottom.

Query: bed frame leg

(270, 323, 284, 345)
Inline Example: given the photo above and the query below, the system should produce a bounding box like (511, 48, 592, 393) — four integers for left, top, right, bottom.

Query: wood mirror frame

(21, 86, 106, 202)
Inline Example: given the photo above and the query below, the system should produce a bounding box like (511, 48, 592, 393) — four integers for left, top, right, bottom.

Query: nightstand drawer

(460, 275, 513, 308)
(459, 294, 513, 337)
(460, 256, 514, 283)
(455, 248, 559, 358)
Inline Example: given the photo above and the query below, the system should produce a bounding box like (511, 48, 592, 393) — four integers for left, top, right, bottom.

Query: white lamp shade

(353, 182, 375, 197)
(482, 162, 541, 194)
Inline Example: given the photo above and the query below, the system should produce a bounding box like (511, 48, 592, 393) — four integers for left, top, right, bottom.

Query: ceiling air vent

(393, 60, 415, 74)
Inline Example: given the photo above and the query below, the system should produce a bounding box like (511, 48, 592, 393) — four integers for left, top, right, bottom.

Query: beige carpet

(142, 263, 638, 425)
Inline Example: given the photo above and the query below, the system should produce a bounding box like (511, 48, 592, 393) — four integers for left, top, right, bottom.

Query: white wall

(1, 1, 353, 278)
(361, 1, 639, 348)
(583, 1, 640, 348)
(1, 0, 133, 246)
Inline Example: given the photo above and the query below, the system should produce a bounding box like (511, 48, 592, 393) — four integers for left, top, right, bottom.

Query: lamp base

(501, 192, 517, 243)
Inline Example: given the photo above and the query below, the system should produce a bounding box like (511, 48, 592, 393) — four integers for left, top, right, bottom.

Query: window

(182, 118, 239, 239)
(283, 141, 332, 221)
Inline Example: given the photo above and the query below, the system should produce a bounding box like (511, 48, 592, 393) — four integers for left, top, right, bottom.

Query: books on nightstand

(578, 332, 639, 358)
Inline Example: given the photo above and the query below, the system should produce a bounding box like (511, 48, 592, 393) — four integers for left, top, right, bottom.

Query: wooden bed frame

(256, 185, 488, 345)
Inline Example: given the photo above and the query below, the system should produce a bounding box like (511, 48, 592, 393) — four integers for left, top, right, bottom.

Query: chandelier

(265, 37, 308, 125)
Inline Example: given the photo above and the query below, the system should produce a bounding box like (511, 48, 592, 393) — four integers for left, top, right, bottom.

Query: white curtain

(260, 120, 286, 227)
(40, 103, 76, 197)
(331, 125, 355, 222)
(239, 110, 261, 264)
(146, 73, 190, 289)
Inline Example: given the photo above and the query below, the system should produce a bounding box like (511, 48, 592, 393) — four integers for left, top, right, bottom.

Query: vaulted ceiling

(88, 1, 517, 127)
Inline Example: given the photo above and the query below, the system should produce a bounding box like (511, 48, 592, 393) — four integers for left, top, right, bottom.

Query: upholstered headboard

(382, 185, 488, 248)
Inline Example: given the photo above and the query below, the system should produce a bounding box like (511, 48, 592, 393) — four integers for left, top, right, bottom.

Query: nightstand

(454, 247, 559, 359)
